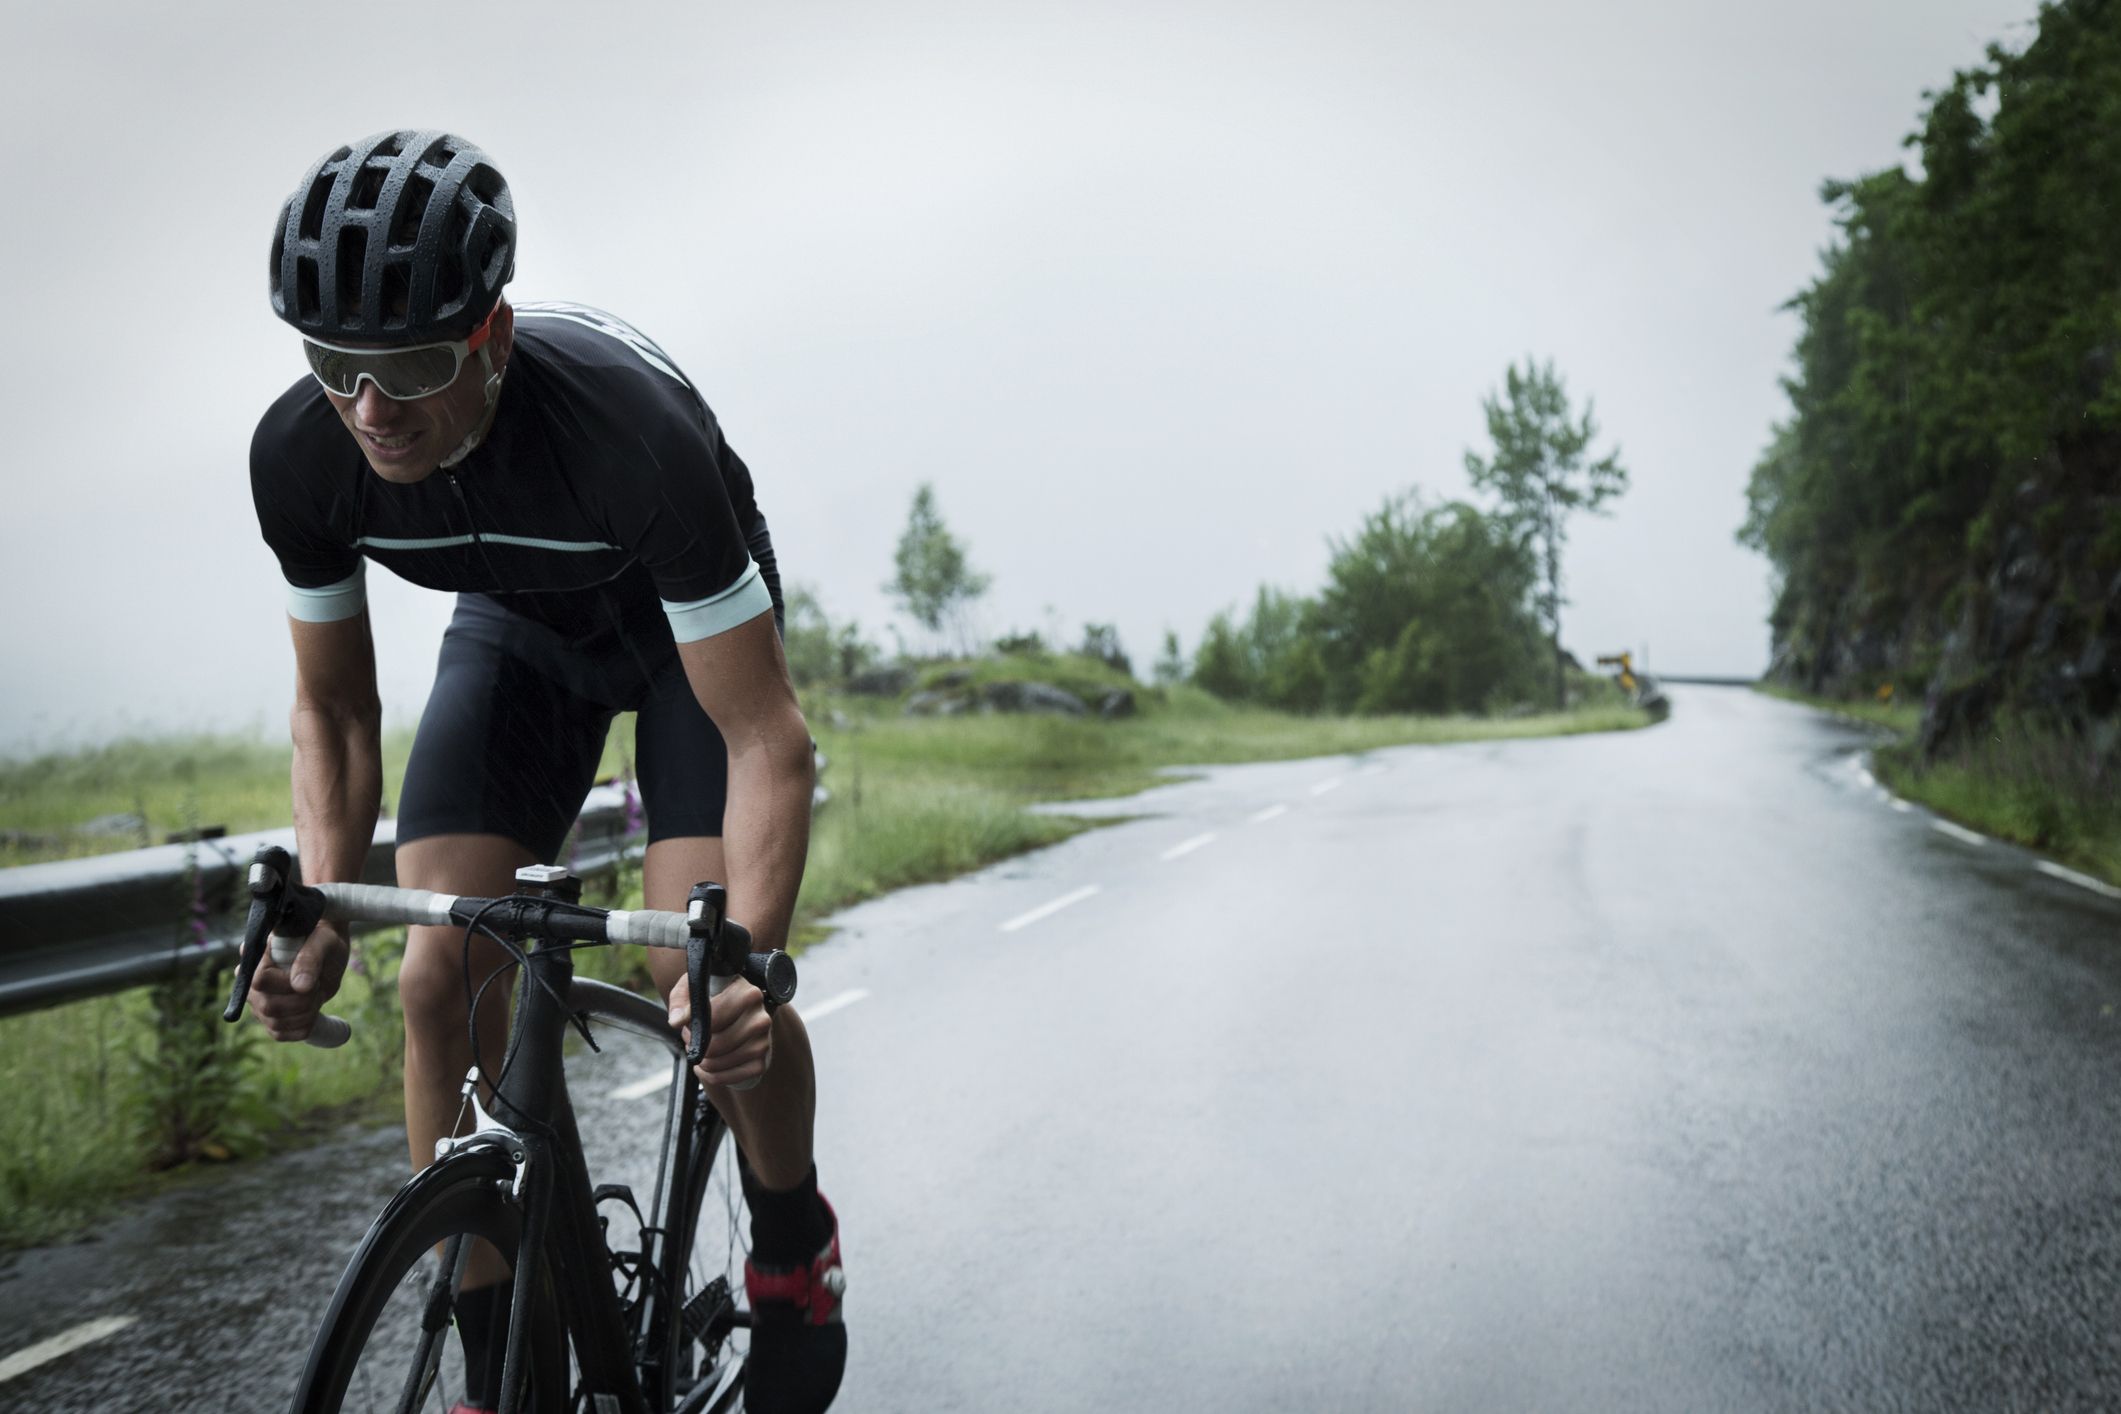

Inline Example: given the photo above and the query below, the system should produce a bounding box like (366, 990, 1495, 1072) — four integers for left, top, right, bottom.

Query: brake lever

(223, 845, 293, 1023)
(684, 882, 728, 1067)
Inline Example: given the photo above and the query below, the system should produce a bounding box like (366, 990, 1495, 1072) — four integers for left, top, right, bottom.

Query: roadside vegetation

(0, 673, 1646, 1247)
(1760, 684, 2121, 887)
(2, 454, 1651, 1245)
(1740, 1, 2119, 890)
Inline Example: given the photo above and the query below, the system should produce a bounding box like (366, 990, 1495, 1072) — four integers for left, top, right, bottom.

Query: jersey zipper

(447, 468, 512, 588)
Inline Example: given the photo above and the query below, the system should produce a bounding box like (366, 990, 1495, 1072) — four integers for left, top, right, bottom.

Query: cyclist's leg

(628, 649, 818, 1191)
(640, 837, 818, 1186)
(633, 656, 844, 1412)
(393, 603, 613, 1303)
(397, 835, 537, 1179)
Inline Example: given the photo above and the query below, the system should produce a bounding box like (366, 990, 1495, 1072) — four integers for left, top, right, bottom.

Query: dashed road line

(1856, 767, 1876, 789)
(1000, 885, 1101, 934)
(1160, 833, 1217, 862)
(0, 1316, 137, 1386)
(1248, 804, 1289, 824)
(611, 1069, 677, 1102)
(1931, 820, 1987, 848)
(1359, 764, 1389, 778)
(1310, 777, 1344, 797)
(1889, 799, 1913, 814)
(2036, 861, 2121, 902)
(611, 988, 872, 1100)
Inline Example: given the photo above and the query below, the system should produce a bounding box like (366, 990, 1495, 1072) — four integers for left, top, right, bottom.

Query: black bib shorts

(395, 589, 782, 861)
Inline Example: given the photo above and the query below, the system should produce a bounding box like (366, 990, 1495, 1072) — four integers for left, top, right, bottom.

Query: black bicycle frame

(478, 937, 731, 1414)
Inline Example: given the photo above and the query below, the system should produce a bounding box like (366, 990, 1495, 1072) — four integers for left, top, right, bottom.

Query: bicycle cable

(458, 894, 644, 1142)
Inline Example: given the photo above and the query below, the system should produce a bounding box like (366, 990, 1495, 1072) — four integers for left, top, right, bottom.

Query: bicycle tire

(650, 1102, 751, 1414)
(292, 1146, 569, 1414)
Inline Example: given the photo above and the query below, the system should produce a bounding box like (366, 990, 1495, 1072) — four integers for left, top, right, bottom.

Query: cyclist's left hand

(666, 973, 774, 1090)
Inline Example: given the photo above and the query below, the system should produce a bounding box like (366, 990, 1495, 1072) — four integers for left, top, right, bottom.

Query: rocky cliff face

(1767, 463, 2121, 765)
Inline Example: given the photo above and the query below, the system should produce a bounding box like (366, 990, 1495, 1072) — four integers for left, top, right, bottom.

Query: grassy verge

(1756, 683, 2121, 886)
(1, 678, 1649, 1246)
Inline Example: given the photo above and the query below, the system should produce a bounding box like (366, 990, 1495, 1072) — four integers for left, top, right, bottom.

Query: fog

(0, 0, 2037, 752)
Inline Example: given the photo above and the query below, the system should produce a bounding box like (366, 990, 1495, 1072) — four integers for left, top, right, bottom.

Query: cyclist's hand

(249, 921, 350, 1042)
(667, 974, 774, 1090)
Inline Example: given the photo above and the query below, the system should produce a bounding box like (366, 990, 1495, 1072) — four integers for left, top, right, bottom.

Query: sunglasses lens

(303, 341, 463, 399)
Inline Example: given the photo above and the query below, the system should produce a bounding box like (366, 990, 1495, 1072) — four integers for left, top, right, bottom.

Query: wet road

(5, 685, 2119, 1411)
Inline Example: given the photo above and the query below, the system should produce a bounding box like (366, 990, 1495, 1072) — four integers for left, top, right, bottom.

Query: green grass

(1755, 681, 1921, 736)
(1757, 684, 2121, 887)
(0, 680, 1648, 1247)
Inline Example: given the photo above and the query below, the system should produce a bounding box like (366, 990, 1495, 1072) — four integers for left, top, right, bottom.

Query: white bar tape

(603, 909, 692, 949)
(315, 883, 458, 928)
(267, 937, 353, 1050)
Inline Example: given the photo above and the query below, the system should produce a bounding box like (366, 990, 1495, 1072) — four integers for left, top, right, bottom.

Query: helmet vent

(435, 249, 465, 308)
(473, 223, 508, 283)
(347, 163, 387, 213)
(272, 131, 511, 341)
(379, 262, 412, 329)
(464, 164, 504, 208)
(390, 174, 434, 248)
(336, 226, 369, 323)
(297, 177, 330, 242)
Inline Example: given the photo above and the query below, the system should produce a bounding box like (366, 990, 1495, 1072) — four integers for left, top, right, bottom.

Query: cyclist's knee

(397, 932, 473, 1040)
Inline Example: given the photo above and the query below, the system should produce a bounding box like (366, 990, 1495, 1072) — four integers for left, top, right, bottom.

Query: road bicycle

(221, 844, 798, 1414)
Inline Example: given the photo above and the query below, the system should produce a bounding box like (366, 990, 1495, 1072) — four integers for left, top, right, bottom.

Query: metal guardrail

(1655, 676, 1759, 687)
(0, 765, 828, 1020)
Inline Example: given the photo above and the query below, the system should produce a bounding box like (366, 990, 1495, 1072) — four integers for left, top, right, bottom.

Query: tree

(780, 584, 880, 687)
(1314, 492, 1543, 713)
(1190, 612, 1251, 701)
(1187, 587, 1327, 713)
(885, 483, 990, 655)
(1152, 630, 1187, 686)
(1464, 359, 1629, 710)
(1077, 623, 1131, 677)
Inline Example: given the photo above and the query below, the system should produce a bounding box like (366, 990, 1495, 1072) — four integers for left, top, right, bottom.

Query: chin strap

(439, 346, 507, 470)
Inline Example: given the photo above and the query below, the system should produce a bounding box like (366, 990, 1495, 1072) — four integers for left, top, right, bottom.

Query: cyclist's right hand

(249, 920, 351, 1042)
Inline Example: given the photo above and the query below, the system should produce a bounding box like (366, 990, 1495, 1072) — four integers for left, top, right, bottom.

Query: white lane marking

(803, 987, 872, 1021)
(612, 988, 873, 1100)
(1000, 885, 1101, 934)
(1248, 804, 1289, 824)
(1359, 764, 1389, 778)
(1310, 777, 1344, 797)
(1932, 820, 1987, 847)
(1161, 833, 1217, 862)
(2036, 861, 2121, 902)
(1856, 767, 1876, 788)
(611, 1069, 675, 1102)
(1890, 799, 1913, 814)
(0, 1316, 137, 1385)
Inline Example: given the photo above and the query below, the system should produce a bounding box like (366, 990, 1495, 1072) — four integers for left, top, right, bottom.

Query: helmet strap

(439, 345, 506, 469)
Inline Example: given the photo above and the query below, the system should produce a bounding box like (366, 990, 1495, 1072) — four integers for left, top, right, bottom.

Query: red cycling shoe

(742, 1193, 848, 1413)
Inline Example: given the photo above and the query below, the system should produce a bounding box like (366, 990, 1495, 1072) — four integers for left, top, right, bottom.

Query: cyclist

(244, 130, 845, 1414)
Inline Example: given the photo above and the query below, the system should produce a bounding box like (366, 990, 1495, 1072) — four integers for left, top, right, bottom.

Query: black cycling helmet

(270, 131, 515, 343)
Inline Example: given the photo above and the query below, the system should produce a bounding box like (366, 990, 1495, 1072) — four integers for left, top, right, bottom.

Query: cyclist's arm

(674, 610, 813, 953)
(248, 612, 378, 1033)
(289, 612, 385, 884)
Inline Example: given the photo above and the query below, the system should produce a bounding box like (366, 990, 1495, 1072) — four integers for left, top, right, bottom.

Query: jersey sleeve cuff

(661, 560, 771, 643)
(285, 566, 366, 623)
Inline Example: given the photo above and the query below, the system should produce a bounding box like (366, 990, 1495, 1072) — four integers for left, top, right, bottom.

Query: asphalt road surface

(4, 685, 2119, 1411)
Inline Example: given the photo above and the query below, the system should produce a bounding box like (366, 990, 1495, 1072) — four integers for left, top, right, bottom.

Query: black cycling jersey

(250, 301, 778, 644)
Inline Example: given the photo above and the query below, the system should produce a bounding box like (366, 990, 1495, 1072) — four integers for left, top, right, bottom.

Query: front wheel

(292, 1147, 568, 1413)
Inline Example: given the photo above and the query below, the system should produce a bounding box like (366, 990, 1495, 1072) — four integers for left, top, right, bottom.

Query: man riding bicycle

(245, 130, 846, 1414)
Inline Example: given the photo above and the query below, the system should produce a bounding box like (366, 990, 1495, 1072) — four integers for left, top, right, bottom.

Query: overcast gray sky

(0, 0, 2039, 752)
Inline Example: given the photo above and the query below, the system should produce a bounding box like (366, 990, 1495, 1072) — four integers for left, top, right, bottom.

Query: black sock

(455, 1279, 514, 1410)
(740, 1157, 831, 1267)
